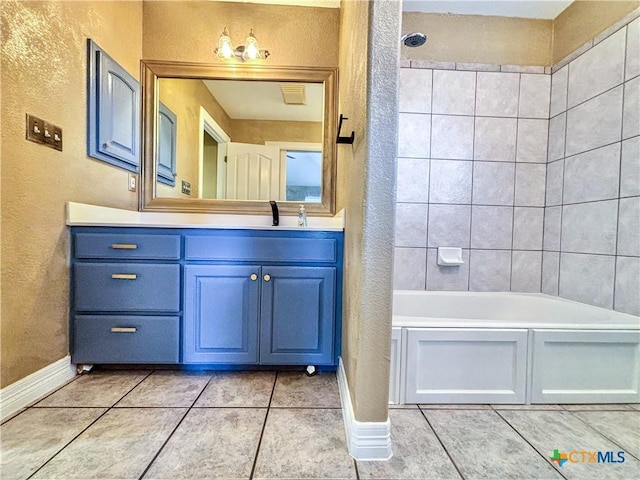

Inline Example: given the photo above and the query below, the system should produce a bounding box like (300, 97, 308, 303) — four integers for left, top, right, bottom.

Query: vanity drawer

(73, 315, 179, 364)
(74, 263, 180, 312)
(75, 233, 181, 260)
(185, 235, 337, 263)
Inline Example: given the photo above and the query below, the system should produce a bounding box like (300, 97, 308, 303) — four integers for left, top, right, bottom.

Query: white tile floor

(1, 370, 639, 479)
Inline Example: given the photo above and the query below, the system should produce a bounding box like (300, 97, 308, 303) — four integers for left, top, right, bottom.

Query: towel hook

(336, 114, 355, 144)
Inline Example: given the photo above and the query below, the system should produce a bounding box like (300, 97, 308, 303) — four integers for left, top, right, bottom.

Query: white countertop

(66, 202, 345, 231)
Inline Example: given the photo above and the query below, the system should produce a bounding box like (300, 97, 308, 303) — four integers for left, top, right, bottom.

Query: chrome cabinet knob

(250, 273, 258, 281)
(263, 274, 271, 282)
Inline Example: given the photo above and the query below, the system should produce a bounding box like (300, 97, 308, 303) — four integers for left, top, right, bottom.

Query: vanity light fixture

(215, 27, 270, 62)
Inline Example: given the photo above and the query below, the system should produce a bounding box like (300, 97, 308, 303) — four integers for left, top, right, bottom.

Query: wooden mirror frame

(140, 60, 338, 216)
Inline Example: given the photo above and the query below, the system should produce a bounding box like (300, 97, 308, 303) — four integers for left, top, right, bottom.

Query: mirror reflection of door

(158, 78, 324, 203)
(202, 132, 218, 198)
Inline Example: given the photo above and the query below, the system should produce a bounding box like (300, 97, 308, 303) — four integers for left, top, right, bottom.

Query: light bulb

(216, 27, 234, 60)
(242, 29, 261, 61)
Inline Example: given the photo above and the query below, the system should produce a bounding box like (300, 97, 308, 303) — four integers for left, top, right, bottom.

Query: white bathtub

(390, 291, 640, 405)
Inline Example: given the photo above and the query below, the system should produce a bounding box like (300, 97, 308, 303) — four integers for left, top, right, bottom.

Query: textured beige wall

(337, 0, 398, 423)
(230, 119, 322, 144)
(1, 0, 142, 387)
(553, 0, 640, 63)
(143, 0, 339, 67)
(157, 78, 232, 199)
(402, 12, 553, 66)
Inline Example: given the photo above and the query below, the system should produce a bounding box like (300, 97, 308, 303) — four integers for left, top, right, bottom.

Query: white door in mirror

(226, 143, 281, 200)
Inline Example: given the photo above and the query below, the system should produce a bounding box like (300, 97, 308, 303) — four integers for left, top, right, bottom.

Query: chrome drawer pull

(111, 274, 137, 280)
(111, 244, 138, 250)
(111, 327, 137, 333)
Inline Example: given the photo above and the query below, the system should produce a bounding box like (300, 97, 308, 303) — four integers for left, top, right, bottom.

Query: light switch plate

(26, 114, 45, 144)
(128, 173, 137, 192)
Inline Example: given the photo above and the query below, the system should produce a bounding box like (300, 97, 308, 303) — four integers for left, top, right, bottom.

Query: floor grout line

(492, 409, 568, 480)
(564, 409, 640, 463)
(417, 405, 467, 480)
(249, 371, 278, 480)
(137, 371, 215, 480)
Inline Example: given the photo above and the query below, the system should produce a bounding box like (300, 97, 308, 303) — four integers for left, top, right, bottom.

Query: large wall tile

(469, 249, 512, 291)
(550, 66, 568, 117)
(621, 137, 640, 197)
(543, 206, 561, 251)
(511, 250, 542, 292)
(395, 203, 428, 247)
(563, 143, 620, 204)
(426, 248, 470, 291)
(470, 206, 513, 249)
(626, 19, 640, 81)
(516, 119, 548, 163)
(559, 253, 615, 308)
(431, 115, 474, 159)
(617, 196, 640, 256)
(476, 72, 520, 117)
(565, 86, 623, 157)
(547, 113, 566, 162)
(398, 113, 430, 158)
(623, 76, 640, 139)
(432, 70, 476, 115)
(515, 164, 546, 207)
(472, 162, 515, 205)
(519, 74, 550, 118)
(567, 28, 626, 108)
(429, 160, 472, 204)
(427, 204, 471, 247)
(562, 200, 618, 254)
(545, 160, 564, 206)
(394, 248, 427, 290)
(397, 158, 429, 203)
(542, 251, 560, 295)
(513, 207, 544, 250)
(615, 256, 640, 315)
(474, 117, 517, 161)
(399, 68, 432, 113)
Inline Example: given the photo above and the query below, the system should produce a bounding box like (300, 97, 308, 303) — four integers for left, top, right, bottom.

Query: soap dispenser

(297, 204, 308, 227)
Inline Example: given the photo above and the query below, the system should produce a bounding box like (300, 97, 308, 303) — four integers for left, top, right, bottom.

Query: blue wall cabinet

(87, 40, 140, 172)
(157, 103, 177, 186)
(183, 265, 260, 364)
(260, 266, 336, 365)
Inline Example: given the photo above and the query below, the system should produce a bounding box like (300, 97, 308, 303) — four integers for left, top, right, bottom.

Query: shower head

(401, 32, 427, 48)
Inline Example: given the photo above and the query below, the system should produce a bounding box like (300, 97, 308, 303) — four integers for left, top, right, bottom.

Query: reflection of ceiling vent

(280, 83, 306, 105)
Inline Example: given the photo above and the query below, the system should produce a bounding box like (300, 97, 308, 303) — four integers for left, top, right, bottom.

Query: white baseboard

(0, 356, 76, 421)
(337, 358, 392, 461)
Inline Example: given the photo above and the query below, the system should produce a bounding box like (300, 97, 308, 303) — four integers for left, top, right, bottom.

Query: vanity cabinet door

(184, 265, 260, 364)
(260, 266, 336, 365)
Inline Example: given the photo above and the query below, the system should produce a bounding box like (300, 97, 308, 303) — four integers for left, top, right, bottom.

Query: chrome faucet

(269, 201, 279, 226)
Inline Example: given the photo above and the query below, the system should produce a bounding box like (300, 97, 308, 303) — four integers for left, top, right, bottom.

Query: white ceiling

(403, 0, 574, 19)
(204, 80, 324, 122)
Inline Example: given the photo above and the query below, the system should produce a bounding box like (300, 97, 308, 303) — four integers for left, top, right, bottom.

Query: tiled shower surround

(394, 15, 640, 316)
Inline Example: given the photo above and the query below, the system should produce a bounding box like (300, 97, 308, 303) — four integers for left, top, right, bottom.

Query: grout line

(417, 406, 467, 480)
(249, 371, 278, 479)
(26, 407, 113, 480)
(564, 410, 640, 463)
(467, 71, 478, 291)
(137, 372, 215, 480)
(354, 458, 361, 480)
(493, 409, 568, 480)
(511, 74, 522, 290)
(23, 373, 84, 411)
(425, 70, 434, 291)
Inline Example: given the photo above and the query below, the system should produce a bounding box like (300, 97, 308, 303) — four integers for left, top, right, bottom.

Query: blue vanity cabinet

(260, 266, 336, 365)
(183, 230, 343, 367)
(71, 227, 343, 368)
(183, 265, 260, 364)
(71, 229, 181, 364)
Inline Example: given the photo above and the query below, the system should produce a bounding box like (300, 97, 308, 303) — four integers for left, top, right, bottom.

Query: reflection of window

(285, 150, 322, 202)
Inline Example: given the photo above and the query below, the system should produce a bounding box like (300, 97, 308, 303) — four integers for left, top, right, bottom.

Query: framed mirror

(140, 61, 338, 216)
